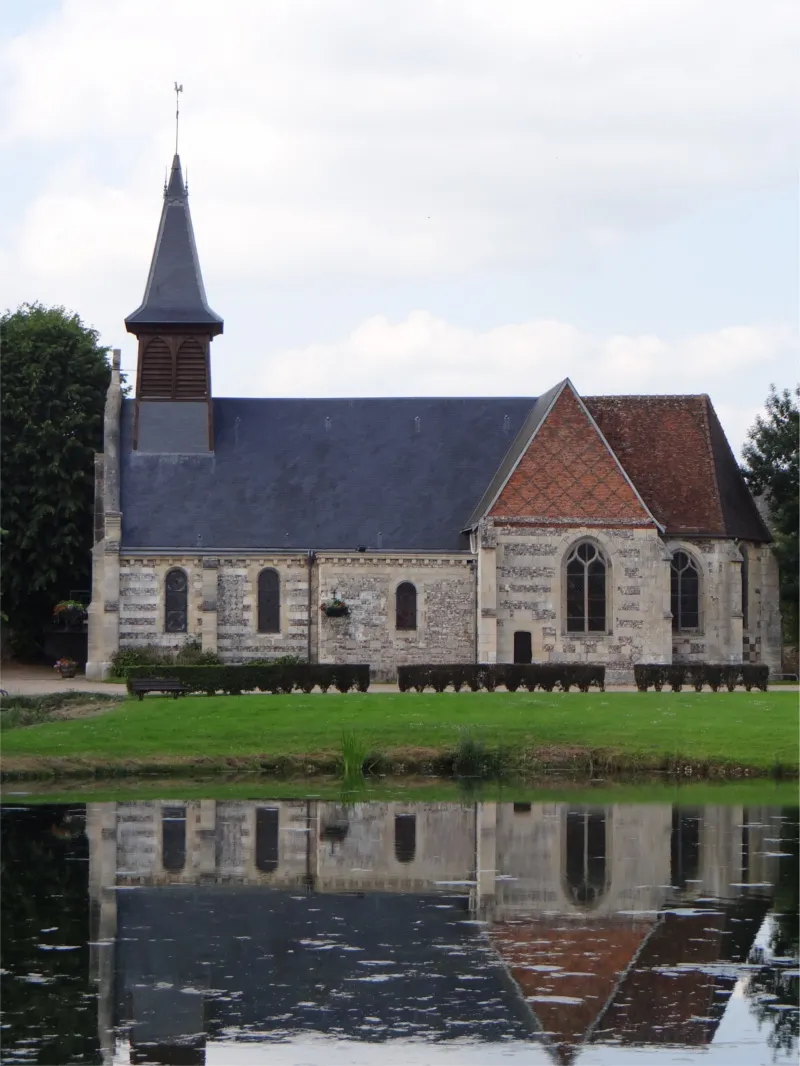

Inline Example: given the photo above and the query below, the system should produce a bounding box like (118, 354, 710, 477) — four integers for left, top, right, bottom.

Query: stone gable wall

(491, 524, 671, 682)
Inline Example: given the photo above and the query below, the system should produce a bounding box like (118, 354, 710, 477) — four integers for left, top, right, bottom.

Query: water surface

(1, 796, 797, 1065)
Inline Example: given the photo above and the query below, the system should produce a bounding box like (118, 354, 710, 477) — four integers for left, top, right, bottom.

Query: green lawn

(2, 690, 797, 772)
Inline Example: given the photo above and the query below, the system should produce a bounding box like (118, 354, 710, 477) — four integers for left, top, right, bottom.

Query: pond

(1, 793, 797, 1065)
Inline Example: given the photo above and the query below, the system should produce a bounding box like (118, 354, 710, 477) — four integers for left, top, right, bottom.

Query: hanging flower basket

(53, 600, 88, 628)
(320, 593, 350, 618)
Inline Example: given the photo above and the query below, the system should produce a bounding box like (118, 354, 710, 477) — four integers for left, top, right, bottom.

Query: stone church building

(86, 155, 781, 681)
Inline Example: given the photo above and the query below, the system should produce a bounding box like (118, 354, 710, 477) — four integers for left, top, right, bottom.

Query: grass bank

(1, 690, 797, 780)
(5, 775, 798, 808)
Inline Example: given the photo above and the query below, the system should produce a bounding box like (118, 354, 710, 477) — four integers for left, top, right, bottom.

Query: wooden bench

(129, 678, 187, 701)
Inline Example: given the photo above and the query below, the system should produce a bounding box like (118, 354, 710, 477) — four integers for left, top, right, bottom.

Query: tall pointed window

(257, 570, 280, 633)
(565, 808, 607, 907)
(670, 808, 701, 890)
(165, 568, 188, 633)
(566, 541, 607, 633)
(740, 546, 749, 630)
(396, 582, 417, 631)
(671, 550, 700, 631)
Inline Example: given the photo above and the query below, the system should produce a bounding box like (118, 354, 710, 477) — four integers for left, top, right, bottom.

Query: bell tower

(125, 154, 223, 452)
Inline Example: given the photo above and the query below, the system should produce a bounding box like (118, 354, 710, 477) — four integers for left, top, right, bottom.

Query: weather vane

(174, 81, 183, 155)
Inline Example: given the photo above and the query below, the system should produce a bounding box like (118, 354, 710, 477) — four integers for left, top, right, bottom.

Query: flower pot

(59, 665, 77, 679)
(324, 605, 349, 618)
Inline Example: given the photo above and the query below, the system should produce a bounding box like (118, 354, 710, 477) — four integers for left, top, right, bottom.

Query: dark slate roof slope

(120, 396, 535, 551)
(125, 155, 223, 332)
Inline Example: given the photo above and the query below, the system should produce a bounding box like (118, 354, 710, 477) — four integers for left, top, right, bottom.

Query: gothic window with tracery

(565, 809, 607, 907)
(566, 541, 608, 633)
(670, 550, 700, 631)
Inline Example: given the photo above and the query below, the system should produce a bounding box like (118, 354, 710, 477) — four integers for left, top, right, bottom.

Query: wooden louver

(138, 336, 209, 399)
(175, 337, 209, 398)
(139, 336, 172, 398)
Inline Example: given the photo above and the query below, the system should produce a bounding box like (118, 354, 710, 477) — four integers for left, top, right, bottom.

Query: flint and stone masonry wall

(478, 520, 673, 683)
(110, 552, 475, 679)
(90, 530, 780, 681)
(315, 553, 475, 680)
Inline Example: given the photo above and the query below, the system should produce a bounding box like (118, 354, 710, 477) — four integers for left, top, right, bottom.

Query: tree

(741, 384, 799, 643)
(1, 304, 110, 656)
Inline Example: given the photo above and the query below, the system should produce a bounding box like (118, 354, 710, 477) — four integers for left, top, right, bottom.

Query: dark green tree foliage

(742, 385, 799, 642)
(0, 804, 101, 1064)
(1, 304, 110, 655)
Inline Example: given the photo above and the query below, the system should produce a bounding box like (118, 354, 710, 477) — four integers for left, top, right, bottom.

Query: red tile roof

(585, 395, 770, 540)
(489, 386, 654, 526)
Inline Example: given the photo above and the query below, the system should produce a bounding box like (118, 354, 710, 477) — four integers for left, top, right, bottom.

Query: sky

(1, 0, 798, 455)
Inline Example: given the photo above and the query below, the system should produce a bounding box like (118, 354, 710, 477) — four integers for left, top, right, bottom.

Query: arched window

(566, 541, 608, 633)
(396, 582, 417, 631)
(162, 806, 186, 872)
(394, 814, 416, 863)
(670, 550, 700, 631)
(565, 808, 607, 907)
(165, 568, 188, 633)
(740, 546, 749, 630)
(670, 808, 701, 891)
(255, 807, 279, 873)
(257, 569, 280, 633)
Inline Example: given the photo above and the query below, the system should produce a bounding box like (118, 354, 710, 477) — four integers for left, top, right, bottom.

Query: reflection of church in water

(87, 801, 779, 1064)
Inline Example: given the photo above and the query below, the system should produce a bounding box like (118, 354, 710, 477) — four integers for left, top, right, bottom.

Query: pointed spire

(125, 155, 223, 335)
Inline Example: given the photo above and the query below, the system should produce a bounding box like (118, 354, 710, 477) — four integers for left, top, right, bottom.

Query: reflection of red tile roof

(596, 911, 732, 1048)
(489, 386, 654, 525)
(585, 396, 770, 540)
(490, 916, 655, 1063)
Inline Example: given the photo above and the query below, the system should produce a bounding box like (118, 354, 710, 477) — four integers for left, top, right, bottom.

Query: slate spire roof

(125, 155, 223, 334)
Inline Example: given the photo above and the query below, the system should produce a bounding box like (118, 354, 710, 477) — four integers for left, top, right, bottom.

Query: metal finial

(174, 81, 183, 155)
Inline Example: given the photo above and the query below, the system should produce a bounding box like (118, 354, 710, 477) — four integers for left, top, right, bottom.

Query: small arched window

(671, 550, 700, 631)
(162, 806, 186, 872)
(396, 582, 417, 631)
(394, 814, 416, 863)
(257, 569, 280, 633)
(566, 541, 607, 633)
(165, 568, 188, 633)
(740, 546, 749, 630)
(255, 807, 279, 873)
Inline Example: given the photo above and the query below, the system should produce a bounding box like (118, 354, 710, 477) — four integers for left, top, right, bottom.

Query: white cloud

(1, 0, 798, 282)
(229, 311, 797, 451)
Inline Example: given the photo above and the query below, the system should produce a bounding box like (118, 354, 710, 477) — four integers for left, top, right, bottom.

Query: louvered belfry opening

(176, 337, 209, 398)
(138, 334, 210, 400)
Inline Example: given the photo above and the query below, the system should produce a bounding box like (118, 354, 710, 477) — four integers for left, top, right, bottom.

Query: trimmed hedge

(396, 663, 605, 693)
(125, 663, 370, 696)
(634, 663, 769, 692)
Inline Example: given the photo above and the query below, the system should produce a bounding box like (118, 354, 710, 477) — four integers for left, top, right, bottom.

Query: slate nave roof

(119, 384, 769, 551)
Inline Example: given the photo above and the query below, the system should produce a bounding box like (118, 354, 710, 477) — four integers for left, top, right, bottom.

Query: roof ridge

(697, 394, 727, 534)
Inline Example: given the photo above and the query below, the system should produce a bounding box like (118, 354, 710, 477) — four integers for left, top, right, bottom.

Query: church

(86, 154, 781, 682)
